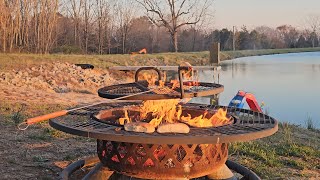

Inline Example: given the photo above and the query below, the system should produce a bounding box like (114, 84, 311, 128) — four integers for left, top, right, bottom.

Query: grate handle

(134, 67, 161, 83)
(26, 110, 68, 125)
(178, 66, 193, 99)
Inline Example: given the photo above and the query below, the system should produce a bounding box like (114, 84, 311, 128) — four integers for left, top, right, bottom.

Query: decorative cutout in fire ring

(97, 141, 228, 179)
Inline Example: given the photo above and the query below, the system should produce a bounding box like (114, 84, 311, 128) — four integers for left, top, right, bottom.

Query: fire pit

(49, 102, 278, 179)
(98, 66, 224, 100)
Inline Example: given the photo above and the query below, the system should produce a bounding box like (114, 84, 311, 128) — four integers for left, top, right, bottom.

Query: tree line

(0, 0, 319, 54)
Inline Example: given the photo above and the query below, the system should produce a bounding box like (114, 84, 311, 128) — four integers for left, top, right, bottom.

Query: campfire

(95, 99, 233, 134)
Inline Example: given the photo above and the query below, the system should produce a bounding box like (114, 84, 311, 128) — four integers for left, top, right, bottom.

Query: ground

(0, 52, 319, 179)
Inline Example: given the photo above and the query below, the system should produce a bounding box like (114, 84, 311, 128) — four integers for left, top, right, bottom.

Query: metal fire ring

(97, 82, 224, 100)
(49, 103, 278, 145)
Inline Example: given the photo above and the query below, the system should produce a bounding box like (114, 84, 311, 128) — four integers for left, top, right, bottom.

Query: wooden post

(233, 26, 236, 51)
(210, 94, 219, 105)
(209, 43, 220, 65)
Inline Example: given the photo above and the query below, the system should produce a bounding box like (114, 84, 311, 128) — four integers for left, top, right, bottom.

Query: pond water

(192, 52, 320, 128)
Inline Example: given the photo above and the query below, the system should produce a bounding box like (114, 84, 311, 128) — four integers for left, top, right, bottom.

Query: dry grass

(1, 47, 320, 72)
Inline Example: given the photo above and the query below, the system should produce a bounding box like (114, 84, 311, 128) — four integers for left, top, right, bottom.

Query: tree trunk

(173, 31, 178, 52)
(192, 28, 196, 51)
(3, 27, 6, 52)
(122, 30, 125, 54)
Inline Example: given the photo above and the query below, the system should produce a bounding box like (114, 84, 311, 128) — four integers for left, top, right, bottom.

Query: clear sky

(213, 0, 320, 30)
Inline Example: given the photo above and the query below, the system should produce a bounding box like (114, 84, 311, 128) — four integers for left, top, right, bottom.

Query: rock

(0, 62, 116, 95)
(70, 78, 78, 84)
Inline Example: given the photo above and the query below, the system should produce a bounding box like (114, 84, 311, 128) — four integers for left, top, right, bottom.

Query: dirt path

(0, 118, 96, 179)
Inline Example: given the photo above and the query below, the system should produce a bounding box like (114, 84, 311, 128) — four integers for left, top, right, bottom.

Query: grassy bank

(1, 47, 320, 72)
(230, 122, 320, 179)
(220, 47, 320, 60)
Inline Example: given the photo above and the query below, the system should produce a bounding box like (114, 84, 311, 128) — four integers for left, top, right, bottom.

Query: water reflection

(221, 61, 249, 79)
(194, 52, 320, 128)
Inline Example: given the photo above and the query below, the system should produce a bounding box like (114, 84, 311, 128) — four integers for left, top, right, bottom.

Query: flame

(170, 80, 180, 89)
(139, 72, 158, 86)
(180, 108, 231, 128)
(139, 100, 231, 128)
(183, 69, 193, 80)
(118, 101, 231, 128)
(140, 99, 180, 127)
(158, 80, 165, 88)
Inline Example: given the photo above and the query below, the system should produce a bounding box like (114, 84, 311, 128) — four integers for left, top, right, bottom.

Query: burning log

(157, 123, 190, 134)
(124, 122, 155, 133)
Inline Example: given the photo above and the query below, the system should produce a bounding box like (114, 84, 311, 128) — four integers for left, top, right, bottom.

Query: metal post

(209, 43, 220, 65)
(233, 26, 236, 51)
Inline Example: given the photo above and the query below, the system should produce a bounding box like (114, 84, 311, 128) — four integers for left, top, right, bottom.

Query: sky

(213, 0, 320, 30)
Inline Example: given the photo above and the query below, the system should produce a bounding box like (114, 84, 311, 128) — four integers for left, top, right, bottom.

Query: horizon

(213, 0, 320, 30)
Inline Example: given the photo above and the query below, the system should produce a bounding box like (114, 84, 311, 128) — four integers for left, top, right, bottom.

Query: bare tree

(69, 0, 83, 47)
(115, 0, 135, 54)
(305, 14, 320, 47)
(94, 0, 110, 54)
(83, 0, 92, 54)
(136, 0, 212, 52)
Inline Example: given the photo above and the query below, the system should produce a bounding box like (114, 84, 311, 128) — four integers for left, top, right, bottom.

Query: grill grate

(49, 102, 278, 144)
(98, 81, 224, 100)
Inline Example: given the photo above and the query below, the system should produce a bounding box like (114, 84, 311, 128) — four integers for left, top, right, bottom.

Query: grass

(220, 47, 320, 60)
(306, 115, 316, 130)
(229, 122, 320, 179)
(28, 127, 67, 141)
(10, 108, 25, 125)
(1, 47, 320, 72)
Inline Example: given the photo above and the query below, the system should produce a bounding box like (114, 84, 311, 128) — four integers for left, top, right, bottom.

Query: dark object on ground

(60, 157, 261, 180)
(75, 64, 94, 69)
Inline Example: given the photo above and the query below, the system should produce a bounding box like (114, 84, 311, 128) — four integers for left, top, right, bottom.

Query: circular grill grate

(49, 102, 278, 145)
(98, 81, 224, 100)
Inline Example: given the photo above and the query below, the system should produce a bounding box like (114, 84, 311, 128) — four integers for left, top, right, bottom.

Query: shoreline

(1, 47, 320, 72)
(220, 47, 320, 61)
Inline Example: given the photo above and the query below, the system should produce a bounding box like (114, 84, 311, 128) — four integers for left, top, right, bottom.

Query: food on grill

(124, 122, 155, 133)
(157, 123, 190, 134)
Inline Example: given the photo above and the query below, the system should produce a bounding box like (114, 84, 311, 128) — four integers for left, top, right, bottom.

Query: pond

(192, 52, 320, 128)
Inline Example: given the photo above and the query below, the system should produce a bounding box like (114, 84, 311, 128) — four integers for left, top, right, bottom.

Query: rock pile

(0, 62, 115, 94)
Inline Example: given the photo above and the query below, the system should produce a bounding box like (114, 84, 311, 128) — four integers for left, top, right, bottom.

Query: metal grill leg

(207, 164, 236, 180)
(82, 163, 114, 180)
